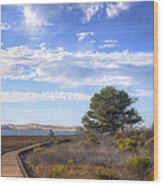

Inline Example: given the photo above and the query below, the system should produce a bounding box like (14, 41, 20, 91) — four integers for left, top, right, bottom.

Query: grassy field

(23, 129, 154, 180)
(1, 136, 49, 153)
(1, 135, 79, 153)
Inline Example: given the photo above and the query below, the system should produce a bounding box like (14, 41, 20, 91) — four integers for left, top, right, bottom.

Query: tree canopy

(82, 86, 142, 133)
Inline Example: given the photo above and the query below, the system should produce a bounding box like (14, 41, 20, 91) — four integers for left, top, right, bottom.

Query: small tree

(49, 129, 54, 136)
(49, 129, 56, 140)
(82, 86, 142, 133)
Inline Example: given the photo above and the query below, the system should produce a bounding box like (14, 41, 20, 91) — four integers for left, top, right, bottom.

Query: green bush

(118, 143, 132, 151)
(116, 132, 150, 152)
(114, 132, 122, 140)
(118, 138, 138, 152)
(127, 156, 152, 180)
(97, 169, 120, 180)
(117, 138, 126, 144)
(33, 146, 43, 155)
(147, 171, 154, 181)
(67, 159, 73, 165)
(79, 134, 100, 147)
(127, 138, 137, 148)
(53, 140, 60, 145)
(50, 165, 66, 178)
(139, 132, 145, 139)
(145, 137, 154, 148)
(137, 140, 144, 147)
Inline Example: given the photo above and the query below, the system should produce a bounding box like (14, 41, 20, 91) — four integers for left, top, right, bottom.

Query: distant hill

(1, 123, 84, 133)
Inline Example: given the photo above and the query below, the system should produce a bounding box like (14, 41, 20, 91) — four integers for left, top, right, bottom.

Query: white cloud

(39, 42, 47, 49)
(1, 91, 91, 102)
(1, 22, 11, 30)
(91, 40, 96, 44)
(20, 3, 133, 30)
(23, 6, 54, 28)
(131, 89, 153, 97)
(76, 32, 94, 42)
(99, 43, 117, 49)
(1, 89, 152, 104)
(19, 2, 134, 31)
(1, 45, 153, 86)
(103, 40, 118, 43)
(29, 37, 38, 40)
(80, 75, 133, 86)
(99, 39, 118, 49)
(106, 2, 131, 18)
(79, 3, 104, 23)
(75, 2, 134, 23)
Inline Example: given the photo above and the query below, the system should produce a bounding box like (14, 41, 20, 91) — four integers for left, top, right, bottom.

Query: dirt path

(1, 142, 48, 177)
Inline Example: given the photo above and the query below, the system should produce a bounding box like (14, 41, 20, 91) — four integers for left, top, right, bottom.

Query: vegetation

(24, 129, 154, 180)
(49, 129, 56, 140)
(79, 134, 100, 151)
(116, 132, 145, 152)
(82, 86, 142, 133)
(16, 87, 154, 180)
(127, 156, 152, 180)
(67, 159, 73, 166)
(53, 140, 60, 145)
(79, 134, 100, 154)
(50, 165, 66, 178)
(1, 136, 49, 153)
(96, 169, 120, 180)
(33, 147, 43, 156)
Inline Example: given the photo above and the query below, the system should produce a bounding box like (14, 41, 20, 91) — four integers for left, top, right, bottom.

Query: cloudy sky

(1, 2, 154, 127)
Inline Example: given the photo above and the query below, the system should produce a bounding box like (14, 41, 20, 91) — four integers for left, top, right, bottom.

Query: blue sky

(1, 2, 154, 127)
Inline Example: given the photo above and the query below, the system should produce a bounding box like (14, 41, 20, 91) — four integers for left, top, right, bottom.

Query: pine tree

(82, 87, 142, 133)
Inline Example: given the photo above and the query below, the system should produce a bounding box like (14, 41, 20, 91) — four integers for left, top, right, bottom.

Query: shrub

(147, 171, 154, 181)
(117, 132, 149, 152)
(127, 156, 152, 180)
(139, 132, 145, 139)
(79, 134, 100, 147)
(137, 140, 144, 147)
(54, 140, 60, 145)
(33, 146, 43, 155)
(118, 138, 138, 152)
(114, 132, 122, 140)
(67, 159, 73, 165)
(127, 138, 137, 148)
(97, 169, 120, 180)
(50, 165, 66, 178)
(117, 139, 125, 145)
(145, 137, 154, 148)
(119, 143, 132, 151)
(80, 134, 100, 154)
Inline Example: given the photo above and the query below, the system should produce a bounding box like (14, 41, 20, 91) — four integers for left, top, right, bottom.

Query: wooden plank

(154, 1, 158, 181)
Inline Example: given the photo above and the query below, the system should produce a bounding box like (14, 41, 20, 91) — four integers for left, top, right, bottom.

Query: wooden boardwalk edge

(16, 153, 29, 178)
(16, 139, 72, 178)
(1, 141, 52, 177)
(16, 141, 54, 178)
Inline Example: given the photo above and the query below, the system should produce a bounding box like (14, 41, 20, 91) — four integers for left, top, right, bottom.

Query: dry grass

(24, 130, 154, 180)
(1, 135, 79, 152)
(31, 164, 120, 179)
(1, 136, 49, 152)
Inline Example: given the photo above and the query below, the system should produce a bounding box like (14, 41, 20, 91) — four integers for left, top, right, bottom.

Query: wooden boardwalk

(1, 149, 24, 177)
(1, 142, 48, 177)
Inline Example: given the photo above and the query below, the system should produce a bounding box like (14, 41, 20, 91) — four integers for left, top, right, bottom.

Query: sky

(1, 1, 154, 127)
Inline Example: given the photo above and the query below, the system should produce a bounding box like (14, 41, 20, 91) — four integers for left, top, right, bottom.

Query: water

(1, 129, 79, 136)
